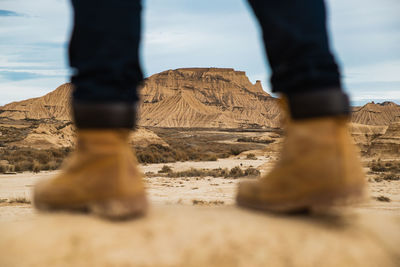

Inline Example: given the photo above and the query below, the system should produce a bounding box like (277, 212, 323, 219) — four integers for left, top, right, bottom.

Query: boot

(236, 115, 367, 213)
(34, 130, 147, 220)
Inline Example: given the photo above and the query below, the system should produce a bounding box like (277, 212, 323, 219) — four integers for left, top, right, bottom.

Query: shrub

(375, 195, 390, 202)
(0, 147, 71, 173)
(7, 197, 31, 204)
(244, 167, 260, 177)
(230, 148, 242, 156)
(32, 160, 41, 173)
(229, 166, 244, 177)
(246, 153, 257, 160)
(158, 165, 173, 173)
(15, 160, 33, 172)
(165, 166, 259, 178)
(382, 173, 400, 181)
(237, 137, 274, 144)
(370, 160, 400, 174)
(0, 164, 7, 173)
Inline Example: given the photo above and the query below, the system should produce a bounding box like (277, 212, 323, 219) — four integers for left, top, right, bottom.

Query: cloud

(0, 71, 42, 81)
(0, 77, 68, 106)
(0, 9, 23, 17)
(0, 0, 398, 106)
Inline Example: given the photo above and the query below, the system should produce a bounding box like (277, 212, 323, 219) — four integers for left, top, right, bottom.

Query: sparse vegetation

(237, 137, 274, 144)
(243, 167, 260, 176)
(375, 195, 391, 202)
(192, 199, 224, 206)
(166, 166, 260, 178)
(369, 159, 400, 173)
(382, 173, 400, 181)
(246, 153, 257, 160)
(135, 128, 269, 164)
(158, 165, 173, 174)
(369, 159, 400, 182)
(5, 197, 31, 204)
(0, 147, 71, 173)
(0, 127, 276, 172)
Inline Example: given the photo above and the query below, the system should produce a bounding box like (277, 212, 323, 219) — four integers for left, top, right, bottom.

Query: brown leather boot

(236, 116, 367, 213)
(34, 130, 147, 220)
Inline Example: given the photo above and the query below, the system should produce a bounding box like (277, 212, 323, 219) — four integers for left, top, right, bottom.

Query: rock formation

(1, 68, 400, 154)
(0, 83, 72, 121)
(368, 119, 400, 157)
(350, 102, 400, 156)
(0, 68, 281, 129)
(349, 123, 387, 153)
(8, 124, 167, 149)
(138, 68, 281, 128)
(351, 101, 400, 126)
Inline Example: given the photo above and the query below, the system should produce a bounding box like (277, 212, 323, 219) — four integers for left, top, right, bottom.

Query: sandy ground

(0, 155, 399, 221)
(0, 156, 399, 266)
(0, 205, 399, 267)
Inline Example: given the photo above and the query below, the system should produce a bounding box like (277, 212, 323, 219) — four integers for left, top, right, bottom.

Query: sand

(0, 157, 399, 266)
(0, 205, 399, 267)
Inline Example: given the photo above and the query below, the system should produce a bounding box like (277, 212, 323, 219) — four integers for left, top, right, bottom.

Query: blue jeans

(70, 0, 346, 128)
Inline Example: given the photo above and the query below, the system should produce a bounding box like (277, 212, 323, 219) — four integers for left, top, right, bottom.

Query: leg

(237, 0, 366, 213)
(69, 0, 143, 128)
(247, 0, 349, 119)
(34, 0, 147, 220)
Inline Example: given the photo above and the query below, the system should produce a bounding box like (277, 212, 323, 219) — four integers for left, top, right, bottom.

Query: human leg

(34, 0, 147, 219)
(237, 0, 366, 212)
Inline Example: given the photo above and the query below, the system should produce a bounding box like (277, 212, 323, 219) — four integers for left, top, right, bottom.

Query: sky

(0, 0, 399, 106)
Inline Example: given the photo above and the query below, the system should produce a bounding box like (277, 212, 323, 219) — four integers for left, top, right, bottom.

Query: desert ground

(1, 127, 400, 266)
(1, 155, 400, 267)
(1, 154, 399, 222)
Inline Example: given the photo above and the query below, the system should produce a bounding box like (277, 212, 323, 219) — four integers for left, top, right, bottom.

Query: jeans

(69, 0, 347, 127)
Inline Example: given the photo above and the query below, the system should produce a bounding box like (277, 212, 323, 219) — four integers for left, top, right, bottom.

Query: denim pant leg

(248, 0, 349, 119)
(247, 0, 341, 94)
(69, 0, 143, 128)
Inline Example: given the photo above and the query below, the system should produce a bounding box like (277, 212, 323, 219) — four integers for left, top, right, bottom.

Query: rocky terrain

(0, 68, 281, 129)
(0, 67, 399, 159)
(138, 68, 281, 128)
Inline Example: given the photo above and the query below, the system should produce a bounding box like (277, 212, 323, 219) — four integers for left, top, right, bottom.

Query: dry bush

(382, 173, 400, 181)
(7, 197, 31, 204)
(246, 153, 257, 160)
(166, 166, 260, 178)
(229, 166, 244, 177)
(375, 195, 391, 202)
(149, 128, 265, 163)
(192, 199, 224, 205)
(370, 159, 400, 174)
(0, 147, 70, 172)
(244, 167, 260, 176)
(237, 137, 274, 144)
(158, 165, 173, 174)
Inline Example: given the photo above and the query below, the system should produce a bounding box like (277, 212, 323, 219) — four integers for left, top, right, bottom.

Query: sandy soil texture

(0, 205, 399, 267)
(0, 157, 399, 266)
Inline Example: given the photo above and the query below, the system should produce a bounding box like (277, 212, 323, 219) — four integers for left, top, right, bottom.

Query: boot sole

(88, 193, 148, 220)
(35, 193, 148, 220)
(236, 184, 366, 214)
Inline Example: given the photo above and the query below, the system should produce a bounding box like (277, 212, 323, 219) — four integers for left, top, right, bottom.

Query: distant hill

(0, 68, 281, 129)
(0, 83, 72, 121)
(138, 68, 281, 128)
(351, 101, 400, 126)
(1, 69, 399, 157)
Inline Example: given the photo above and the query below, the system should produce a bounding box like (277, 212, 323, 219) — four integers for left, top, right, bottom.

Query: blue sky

(0, 0, 399, 106)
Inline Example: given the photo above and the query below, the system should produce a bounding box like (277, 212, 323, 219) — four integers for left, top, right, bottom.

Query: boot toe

(236, 180, 261, 206)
